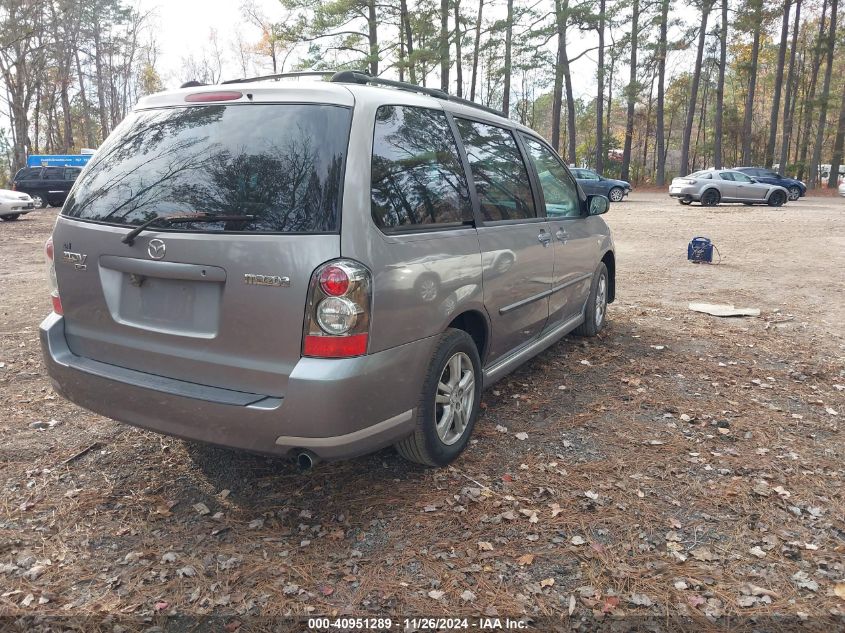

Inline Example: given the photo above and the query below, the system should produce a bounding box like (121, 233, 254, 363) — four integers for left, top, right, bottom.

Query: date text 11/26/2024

(307, 617, 530, 630)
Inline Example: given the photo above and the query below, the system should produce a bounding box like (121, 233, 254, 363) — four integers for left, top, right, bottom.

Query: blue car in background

(571, 168, 632, 202)
(734, 167, 806, 201)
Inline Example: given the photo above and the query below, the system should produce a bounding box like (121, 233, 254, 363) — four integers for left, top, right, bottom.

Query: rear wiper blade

(121, 214, 256, 246)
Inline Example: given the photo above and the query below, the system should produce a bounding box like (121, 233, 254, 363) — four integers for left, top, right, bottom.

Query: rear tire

(787, 185, 801, 201)
(700, 189, 721, 207)
(1, 214, 20, 221)
(608, 187, 624, 202)
(573, 262, 609, 337)
(768, 190, 786, 207)
(395, 328, 482, 467)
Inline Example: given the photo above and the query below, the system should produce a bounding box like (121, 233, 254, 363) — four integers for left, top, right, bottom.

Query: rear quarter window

(63, 104, 352, 234)
(370, 105, 472, 230)
(15, 168, 41, 180)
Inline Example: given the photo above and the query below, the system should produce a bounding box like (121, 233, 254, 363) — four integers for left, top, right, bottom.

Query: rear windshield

(63, 104, 351, 233)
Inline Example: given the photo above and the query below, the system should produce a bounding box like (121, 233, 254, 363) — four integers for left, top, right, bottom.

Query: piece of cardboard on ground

(688, 302, 761, 317)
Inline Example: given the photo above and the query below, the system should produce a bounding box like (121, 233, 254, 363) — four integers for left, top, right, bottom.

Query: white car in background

(0, 189, 35, 221)
(839, 182, 845, 197)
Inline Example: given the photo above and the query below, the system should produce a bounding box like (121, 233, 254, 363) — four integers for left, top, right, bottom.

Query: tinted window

(15, 168, 41, 180)
(455, 118, 535, 221)
(719, 172, 735, 181)
(370, 105, 472, 230)
(690, 171, 711, 179)
(580, 169, 600, 180)
(43, 167, 63, 180)
(732, 172, 753, 183)
(64, 168, 82, 180)
(521, 136, 581, 218)
(63, 104, 351, 233)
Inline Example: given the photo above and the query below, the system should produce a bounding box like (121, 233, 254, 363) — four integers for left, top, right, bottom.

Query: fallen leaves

(516, 554, 535, 566)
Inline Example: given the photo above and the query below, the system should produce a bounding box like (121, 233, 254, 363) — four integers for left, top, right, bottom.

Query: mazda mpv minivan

(40, 71, 616, 468)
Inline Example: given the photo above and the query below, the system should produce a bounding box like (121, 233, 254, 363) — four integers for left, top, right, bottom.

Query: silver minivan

(40, 72, 616, 467)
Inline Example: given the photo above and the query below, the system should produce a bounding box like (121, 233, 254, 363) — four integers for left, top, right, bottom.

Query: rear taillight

(303, 260, 371, 358)
(45, 237, 63, 315)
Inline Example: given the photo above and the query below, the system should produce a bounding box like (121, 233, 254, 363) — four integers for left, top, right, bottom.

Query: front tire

(574, 262, 609, 337)
(1, 213, 21, 221)
(787, 185, 801, 201)
(768, 190, 786, 207)
(700, 189, 721, 207)
(30, 194, 46, 209)
(395, 328, 482, 467)
(608, 187, 624, 202)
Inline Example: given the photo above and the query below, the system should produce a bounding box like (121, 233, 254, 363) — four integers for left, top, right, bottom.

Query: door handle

(555, 229, 568, 242)
(538, 231, 552, 246)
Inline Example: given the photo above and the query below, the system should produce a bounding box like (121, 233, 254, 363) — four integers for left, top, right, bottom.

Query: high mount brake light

(303, 260, 372, 359)
(185, 91, 243, 103)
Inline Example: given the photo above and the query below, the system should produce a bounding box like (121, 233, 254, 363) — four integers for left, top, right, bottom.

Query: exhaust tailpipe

(295, 450, 319, 471)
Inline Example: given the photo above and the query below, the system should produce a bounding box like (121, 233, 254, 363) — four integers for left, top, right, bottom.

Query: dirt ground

(1, 192, 843, 631)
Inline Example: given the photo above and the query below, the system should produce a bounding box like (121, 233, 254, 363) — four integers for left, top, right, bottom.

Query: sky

(135, 0, 602, 99)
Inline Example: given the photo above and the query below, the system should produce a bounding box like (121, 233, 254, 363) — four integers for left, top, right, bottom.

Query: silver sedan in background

(669, 169, 789, 207)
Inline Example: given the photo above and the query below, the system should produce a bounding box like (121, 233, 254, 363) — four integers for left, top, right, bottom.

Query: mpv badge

(62, 251, 87, 271)
(147, 239, 166, 260)
(244, 273, 290, 287)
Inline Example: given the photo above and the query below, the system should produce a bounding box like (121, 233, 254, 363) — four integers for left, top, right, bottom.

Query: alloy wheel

(609, 187, 624, 202)
(595, 274, 607, 328)
(788, 186, 801, 201)
(434, 352, 475, 446)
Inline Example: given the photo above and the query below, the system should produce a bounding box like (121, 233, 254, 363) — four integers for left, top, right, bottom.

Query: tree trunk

(765, 0, 791, 167)
(680, 0, 712, 176)
(621, 0, 639, 181)
(400, 0, 416, 84)
(563, 38, 576, 165)
(808, 0, 837, 188)
(469, 0, 483, 100)
(550, 0, 566, 151)
(595, 0, 606, 173)
(92, 12, 110, 141)
(713, 0, 727, 168)
(796, 0, 827, 180)
(454, 0, 463, 97)
(502, 0, 513, 116)
(740, 0, 762, 166)
(828, 85, 845, 187)
(440, 0, 450, 91)
(779, 0, 802, 172)
(367, 0, 379, 75)
(655, 0, 669, 185)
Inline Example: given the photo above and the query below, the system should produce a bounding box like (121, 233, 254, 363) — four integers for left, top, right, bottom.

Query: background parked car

(669, 169, 789, 207)
(839, 182, 845, 197)
(11, 165, 82, 208)
(570, 168, 631, 202)
(734, 167, 806, 200)
(0, 189, 35, 221)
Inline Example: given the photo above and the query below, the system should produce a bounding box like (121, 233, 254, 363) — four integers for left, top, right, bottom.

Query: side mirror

(587, 194, 610, 216)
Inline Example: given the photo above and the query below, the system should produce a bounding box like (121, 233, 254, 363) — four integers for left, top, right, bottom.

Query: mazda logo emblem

(147, 239, 166, 260)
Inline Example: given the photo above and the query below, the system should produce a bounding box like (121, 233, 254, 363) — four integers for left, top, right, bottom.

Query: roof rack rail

(221, 71, 337, 85)
(330, 71, 507, 119)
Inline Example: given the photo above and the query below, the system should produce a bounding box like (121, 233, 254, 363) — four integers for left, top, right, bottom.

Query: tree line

(2, 0, 843, 189)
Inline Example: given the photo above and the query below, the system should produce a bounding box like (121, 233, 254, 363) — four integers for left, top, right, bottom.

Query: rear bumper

(40, 313, 430, 460)
(669, 186, 699, 200)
